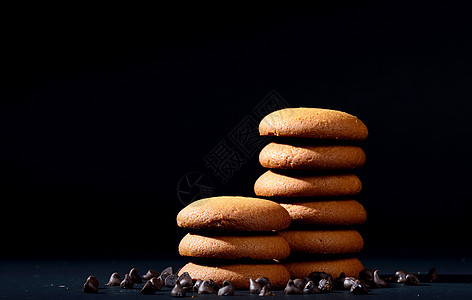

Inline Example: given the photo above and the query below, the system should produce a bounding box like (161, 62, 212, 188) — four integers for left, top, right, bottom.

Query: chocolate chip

(394, 270, 407, 283)
(259, 285, 273, 296)
(293, 278, 307, 289)
(318, 278, 331, 293)
(165, 274, 179, 287)
(249, 278, 262, 294)
(343, 277, 357, 289)
(256, 277, 271, 288)
(105, 272, 122, 286)
(333, 272, 346, 290)
(303, 280, 320, 294)
(143, 269, 159, 280)
(120, 274, 134, 289)
(373, 270, 388, 288)
(284, 279, 303, 294)
(86, 275, 99, 288)
(308, 271, 333, 289)
(82, 278, 98, 293)
(141, 280, 157, 294)
(159, 266, 173, 282)
(350, 280, 368, 295)
(208, 279, 220, 291)
(359, 269, 375, 288)
(198, 280, 216, 294)
(150, 277, 163, 290)
(178, 272, 193, 290)
(129, 268, 142, 284)
(427, 267, 438, 283)
(405, 273, 421, 286)
(193, 279, 203, 292)
(171, 281, 186, 297)
(218, 280, 235, 296)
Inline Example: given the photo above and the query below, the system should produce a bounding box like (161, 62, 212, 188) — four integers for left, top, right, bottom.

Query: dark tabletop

(2, 255, 472, 299)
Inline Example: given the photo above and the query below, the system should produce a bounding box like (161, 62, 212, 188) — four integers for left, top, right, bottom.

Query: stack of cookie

(254, 108, 368, 279)
(176, 196, 292, 289)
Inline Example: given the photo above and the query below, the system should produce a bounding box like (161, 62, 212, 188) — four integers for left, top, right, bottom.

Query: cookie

(279, 230, 364, 254)
(176, 196, 291, 231)
(280, 200, 366, 225)
(254, 170, 362, 197)
(259, 143, 366, 169)
(259, 108, 368, 140)
(178, 262, 291, 289)
(179, 233, 291, 260)
(283, 257, 364, 278)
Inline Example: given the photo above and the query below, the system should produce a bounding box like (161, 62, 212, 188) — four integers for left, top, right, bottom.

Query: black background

(3, 2, 472, 259)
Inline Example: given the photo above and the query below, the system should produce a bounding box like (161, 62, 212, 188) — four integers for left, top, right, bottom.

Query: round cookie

(259, 143, 366, 169)
(179, 233, 291, 260)
(179, 262, 291, 289)
(279, 230, 364, 254)
(259, 108, 368, 140)
(176, 196, 291, 231)
(280, 200, 366, 225)
(254, 170, 362, 197)
(283, 257, 364, 278)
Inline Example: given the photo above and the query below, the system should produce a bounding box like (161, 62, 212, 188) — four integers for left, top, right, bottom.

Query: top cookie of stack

(254, 108, 368, 279)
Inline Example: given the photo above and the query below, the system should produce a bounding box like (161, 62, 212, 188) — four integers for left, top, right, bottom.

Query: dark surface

(2, 255, 472, 299)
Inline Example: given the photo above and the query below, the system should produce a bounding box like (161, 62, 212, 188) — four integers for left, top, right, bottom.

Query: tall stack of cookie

(176, 196, 292, 289)
(254, 108, 368, 279)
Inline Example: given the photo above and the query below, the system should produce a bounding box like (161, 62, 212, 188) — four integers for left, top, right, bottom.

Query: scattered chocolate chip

(373, 270, 388, 288)
(159, 267, 173, 282)
(171, 281, 186, 297)
(318, 278, 331, 293)
(284, 279, 303, 294)
(359, 269, 374, 288)
(86, 275, 99, 288)
(178, 272, 193, 290)
(250, 278, 262, 294)
(256, 277, 271, 288)
(193, 279, 203, 292)
(350, 280, 368, 295)
(218, 280, 235, 296)
(82, 278, 98, 293)
(333, 272, 346, 290)
(394, 270, 407, 283)
(343, 277, 357, 289)
(405, 273, 421, 286)
(143, 269, 159, 280)
(427, 267, 439, 283)
(309, 271, 334, 289)
(198, 280, 216, 294)
(141, 280, 157, 294)
(259, 285, 273, 296)
(303, 280, 320, 294)
(293, 278, 307, 289)
(129, 268, 142, 284)
(150, 277, 163, 290)
(120, 274, 134, 289)
(165, 274, 179, 287)
(208, 279, 220, 291)
(105, 272, 122, 286)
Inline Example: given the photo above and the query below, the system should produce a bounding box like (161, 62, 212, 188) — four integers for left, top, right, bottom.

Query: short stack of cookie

(176, 196, 293, 289)
(254, 107, 368, 279)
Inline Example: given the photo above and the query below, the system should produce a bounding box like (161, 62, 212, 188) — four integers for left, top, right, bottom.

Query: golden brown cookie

(283, 257, 364, 278)
(279, 230, 364, 254)
(254, 170, 362, 197)
(259, 108, 368, 140)
(280, 200, 366, 225)
(259, 143, 366, 169)
(176, 196, 291, 231)
(179, 233, 291, 260)
(178, 262, 291, 289)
